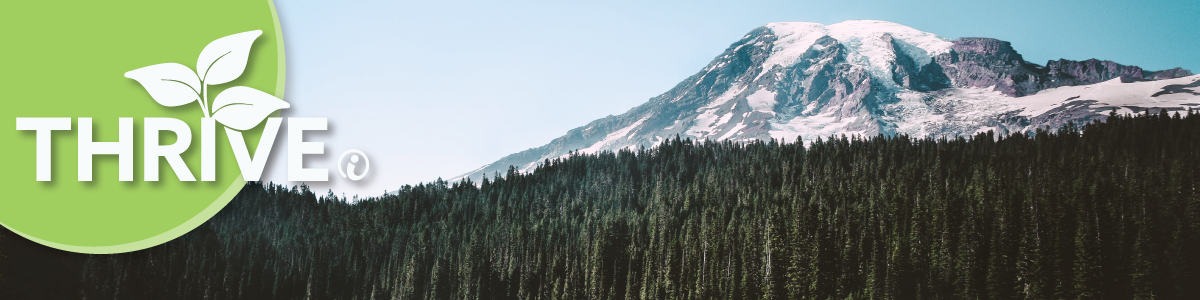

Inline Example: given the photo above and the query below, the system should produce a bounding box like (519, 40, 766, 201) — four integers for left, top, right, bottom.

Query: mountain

(455, 20, 1199, 182)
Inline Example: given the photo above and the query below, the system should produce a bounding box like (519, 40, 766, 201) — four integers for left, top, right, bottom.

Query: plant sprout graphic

(125, 30, 288, 131)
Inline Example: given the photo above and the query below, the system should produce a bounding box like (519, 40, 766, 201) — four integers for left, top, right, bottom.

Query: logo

(338, 149, 370, 181)
(0, 0, 343, 254)
(19, 30, 351, 184)
(127, 30, 289, 132)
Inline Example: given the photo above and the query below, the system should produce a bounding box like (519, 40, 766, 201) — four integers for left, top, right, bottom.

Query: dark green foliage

(2, 111, 1199, 299)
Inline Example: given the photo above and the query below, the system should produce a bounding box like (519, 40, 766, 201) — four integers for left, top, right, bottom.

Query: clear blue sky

(266, 0, 1200, 197)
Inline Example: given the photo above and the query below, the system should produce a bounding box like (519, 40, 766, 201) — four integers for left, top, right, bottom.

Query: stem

(198, 81, 210, 118)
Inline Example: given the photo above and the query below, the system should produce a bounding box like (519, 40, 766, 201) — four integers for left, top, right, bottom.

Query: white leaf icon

(124, 63, 201, 107)
(212, 86, 290, 131)
(197, 30, 262, 86)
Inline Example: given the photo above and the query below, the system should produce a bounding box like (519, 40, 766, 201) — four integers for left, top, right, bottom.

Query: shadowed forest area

(1, 110, 1198, 299)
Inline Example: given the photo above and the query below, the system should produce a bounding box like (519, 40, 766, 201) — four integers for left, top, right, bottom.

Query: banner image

(2, 1, 1198, 299)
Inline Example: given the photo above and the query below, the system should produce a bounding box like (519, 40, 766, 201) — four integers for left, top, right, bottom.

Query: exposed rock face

(1047, 59, 1193, 83)
(1150, 67, 1193, 80)
(935, 37, 1040, 96)
(454, 20, 1199, 182)
(933, 38, 1193, 97)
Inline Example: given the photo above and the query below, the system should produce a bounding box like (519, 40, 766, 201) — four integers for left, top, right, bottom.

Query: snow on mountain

(453, 20, 1198, 182)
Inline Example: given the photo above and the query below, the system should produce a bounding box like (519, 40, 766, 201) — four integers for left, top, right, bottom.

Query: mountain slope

(455, 20, 1198, 181)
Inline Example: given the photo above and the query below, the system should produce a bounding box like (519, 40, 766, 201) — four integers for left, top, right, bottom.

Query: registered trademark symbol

(337, 149, 369, 181)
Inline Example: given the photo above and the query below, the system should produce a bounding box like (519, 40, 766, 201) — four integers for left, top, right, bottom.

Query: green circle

(0, 0, 285, 253)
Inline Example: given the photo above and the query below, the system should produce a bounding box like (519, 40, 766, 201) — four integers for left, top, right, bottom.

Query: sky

(266, 0, 1200, 197)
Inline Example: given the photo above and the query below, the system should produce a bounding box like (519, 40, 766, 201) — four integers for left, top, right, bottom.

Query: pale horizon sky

(265, 0, 1200, 197)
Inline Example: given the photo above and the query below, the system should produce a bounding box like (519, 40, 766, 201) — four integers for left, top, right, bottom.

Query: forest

(1, 109, 1198, 300)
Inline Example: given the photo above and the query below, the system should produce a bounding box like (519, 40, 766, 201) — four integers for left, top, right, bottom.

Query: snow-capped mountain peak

(454, 20, 1197, 182)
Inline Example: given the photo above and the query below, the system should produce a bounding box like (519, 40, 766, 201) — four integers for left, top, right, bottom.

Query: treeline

(2, 110, 1199, 299)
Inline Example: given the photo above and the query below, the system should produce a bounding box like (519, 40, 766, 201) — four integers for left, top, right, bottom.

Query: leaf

(124, 63, 201, 107)
(196, 30, 262, 85)
(212, 86, 290, 131)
